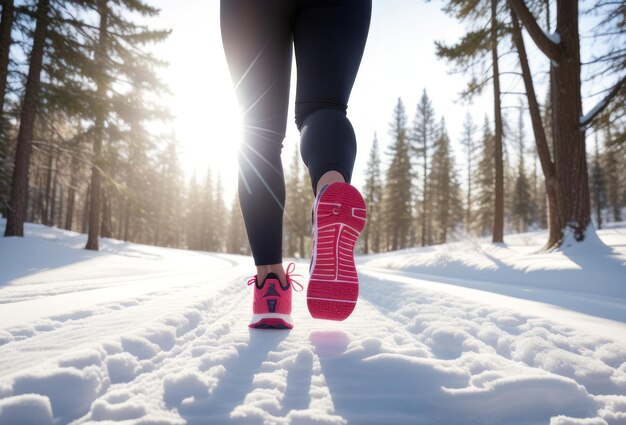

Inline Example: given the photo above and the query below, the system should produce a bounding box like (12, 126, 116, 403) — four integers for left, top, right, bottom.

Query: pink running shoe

(247, 262, 303, 329)
(308, 182, 366, 321)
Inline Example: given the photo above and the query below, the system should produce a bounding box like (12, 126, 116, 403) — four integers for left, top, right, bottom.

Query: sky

(142, 0, 498, 202)
(144, 0, 609, 203)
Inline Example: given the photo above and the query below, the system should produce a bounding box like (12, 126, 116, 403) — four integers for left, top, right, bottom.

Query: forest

(0, 0, 624, 258)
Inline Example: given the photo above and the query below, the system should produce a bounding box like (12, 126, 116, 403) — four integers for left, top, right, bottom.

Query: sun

(162, 35, 242, 201)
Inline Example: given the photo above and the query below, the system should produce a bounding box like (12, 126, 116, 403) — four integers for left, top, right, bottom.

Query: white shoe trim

(250, 313, 293, 325)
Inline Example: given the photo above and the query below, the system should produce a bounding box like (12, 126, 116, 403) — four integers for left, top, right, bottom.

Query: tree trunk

(421, 156, 427, 246)
(49, 151, 57, 225)
(123, 199, 131, 242)
(100, 184, 111, 238)
(0, 0, 14, 124)
(491, 0, 505, 243)
(508, 0, 592, 248)
(363, 225, 369, 254)
(510, 7, 561, 248)
(604, 122, 621, 222)
(64, 149, 79, 230)
(4, 0, 49, 237)
(57, 185, 63, 227)
(82, 187, 89, 233)
(593, 136, 603, 230)
(553, 0, 590, 242)
(43, 147, 53, 225)
(466, 160, 471, 232)
(85, 0, 108, 250)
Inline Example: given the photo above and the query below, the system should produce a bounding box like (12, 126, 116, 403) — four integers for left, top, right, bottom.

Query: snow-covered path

(1, 222, 626, 424)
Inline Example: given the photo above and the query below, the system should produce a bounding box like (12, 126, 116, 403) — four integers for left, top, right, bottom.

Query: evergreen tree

(475, 116, 495, 236)
(284, 148, 308, 257)
(528, 141, 547, 229)
(509, 0, 625, 246)
(512, 103, 532, 233)
(227, 193, 249, 255)
(4, 0, 50, 236)
(212, 174, 227, 252)
(428, 118, 463, 244)
(85, 0, 169, 250)
(199, 169, 214, 250)
(0, 0, 14, 141)
(383, 98, 413, 251)
(154, 141, 183, 247)
(459, 112, 478, 233)
(0, 0, 15, 213)
(590, 133, 607, 229)
(186, 173, 202, 250)
(362, 134, 383, 254)
(435, 0, 506, 243)
(411, 89, 436, 246)
(602, 115, 622, 222)
(300, 156, 314, 256)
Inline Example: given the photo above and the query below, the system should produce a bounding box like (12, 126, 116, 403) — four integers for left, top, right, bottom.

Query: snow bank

(359, 227, 626, 321)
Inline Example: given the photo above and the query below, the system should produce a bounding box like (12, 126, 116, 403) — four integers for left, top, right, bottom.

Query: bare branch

(507, 0, 560, 61)
(580, 73, 626, 128)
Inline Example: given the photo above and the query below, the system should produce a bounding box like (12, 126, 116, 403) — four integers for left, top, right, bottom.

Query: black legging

(220, 0, 371, 266)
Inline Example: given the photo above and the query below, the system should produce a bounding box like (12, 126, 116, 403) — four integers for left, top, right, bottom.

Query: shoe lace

(285, 262, 304, 292)
(246, 261, 304, 292)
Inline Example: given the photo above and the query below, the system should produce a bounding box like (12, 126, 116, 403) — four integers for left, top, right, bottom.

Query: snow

(547, 31, 561, 45)
(1, 219, 626, 424)
(581, 95, 611, 127)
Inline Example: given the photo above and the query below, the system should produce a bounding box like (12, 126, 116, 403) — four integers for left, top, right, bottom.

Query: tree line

(359, 90, 625, 254)
(1, 0, 624, 259)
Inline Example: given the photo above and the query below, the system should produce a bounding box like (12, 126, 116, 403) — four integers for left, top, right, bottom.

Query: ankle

(316, 170, 345, 196)
(256, 263, 286, 285)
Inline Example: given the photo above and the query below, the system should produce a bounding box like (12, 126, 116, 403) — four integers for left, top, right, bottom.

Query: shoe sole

(249, 314, 293, 329)
(308, 182, 366, 321)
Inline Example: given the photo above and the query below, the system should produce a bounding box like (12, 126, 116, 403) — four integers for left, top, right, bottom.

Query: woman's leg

(220, 0, 295, 280)
(293, 0, 372, 195)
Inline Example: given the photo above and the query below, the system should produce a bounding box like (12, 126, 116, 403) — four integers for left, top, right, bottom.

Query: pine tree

(362, 134, 383, 253)
(383, 98, 413, 251)
(428, 118, 463, 244)
(590, 133, 607, 229)
(300, 157, 313, 257)
(475, 116, 495, 237)
(411, 89, 436, 246)
(459, 112, 478, 233)
(603, 115, 622, 222)
(227, 193, 249, 255)
(85, 0, 169, 250)
(528, 141, 547, 229)
(0, 0, 14, 136)
(508, 0, 625, 246)
(284, 148, 308, 257)
(186, 173, 202, 250)
(154, 140, 183, 247)
(4, 0, 50, 236)
(435, 0, 506, 243)
(512, 103, 532, 233)
(212, 174, 227, 252)
(509, 3, 559, 247)
(284, 158, 296, 256)
(198, 169, 214, 250)
(0, 0, 14, 215)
